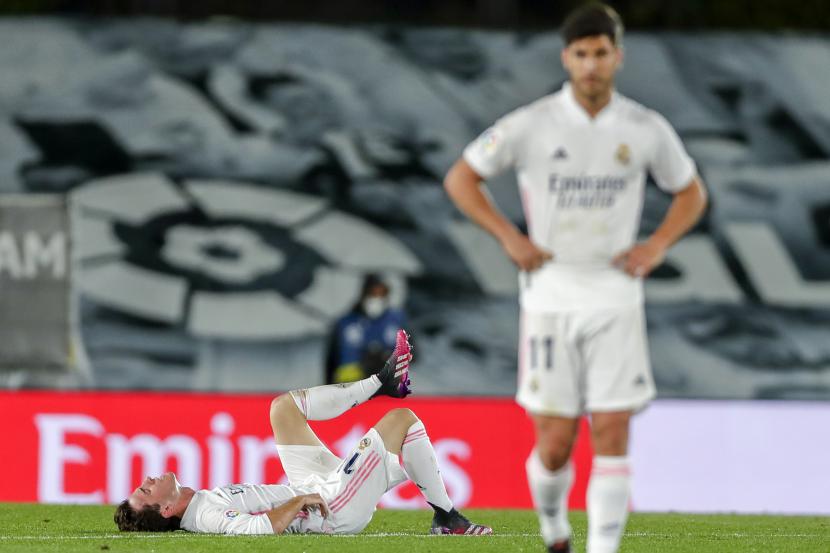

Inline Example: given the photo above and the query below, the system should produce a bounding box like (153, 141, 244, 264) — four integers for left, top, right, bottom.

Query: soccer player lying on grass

(114, 330, 492, 536)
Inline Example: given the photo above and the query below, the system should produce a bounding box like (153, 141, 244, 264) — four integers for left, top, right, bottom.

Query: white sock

(290, 377, 381, 421)
(400, 421, 453, 512)
(587, 456, 631, 553)
(526, 449, 573, 545)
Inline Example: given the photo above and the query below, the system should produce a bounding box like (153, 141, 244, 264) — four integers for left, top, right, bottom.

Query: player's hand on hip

(301, 493, 330, 518)
(501, 232, 553, 271)
(612, 240, 666, 278)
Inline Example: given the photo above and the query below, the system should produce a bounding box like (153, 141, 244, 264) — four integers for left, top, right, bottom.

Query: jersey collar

(179, 491, 201, 528)
(560, 82, 619, 124)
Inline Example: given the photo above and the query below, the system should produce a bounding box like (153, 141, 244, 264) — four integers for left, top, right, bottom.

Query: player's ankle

(428, 502, 456, 520)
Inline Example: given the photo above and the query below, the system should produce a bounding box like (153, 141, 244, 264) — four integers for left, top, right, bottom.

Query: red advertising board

(0, 391, 593, 508)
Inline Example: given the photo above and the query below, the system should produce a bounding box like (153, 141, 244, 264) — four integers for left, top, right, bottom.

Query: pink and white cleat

(372, 329, 412, 398)
(430, 508, 493, 535)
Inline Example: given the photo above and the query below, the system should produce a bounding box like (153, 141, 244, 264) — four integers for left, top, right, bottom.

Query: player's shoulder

(497, 92, 561, 130)
(180, 490, 211, 529)
(614, 93, 673, 131)
(614, 93, 655, 122)
(191, 488, 221, 508)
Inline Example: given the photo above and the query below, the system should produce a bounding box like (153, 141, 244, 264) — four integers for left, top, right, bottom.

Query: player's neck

(570, 85, 614, 119)
(171, 487, 196, 517)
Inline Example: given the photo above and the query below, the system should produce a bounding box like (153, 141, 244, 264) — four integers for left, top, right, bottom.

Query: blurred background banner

(2, 391, 827, 514)
(0, 392, 558, 509)
(0, 19, 829, 399)
(0, 194, 70, 372)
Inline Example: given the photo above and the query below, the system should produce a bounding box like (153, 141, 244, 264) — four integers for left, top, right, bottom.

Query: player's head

(560, 3, 624, 100)
(113, 472, 183, 532)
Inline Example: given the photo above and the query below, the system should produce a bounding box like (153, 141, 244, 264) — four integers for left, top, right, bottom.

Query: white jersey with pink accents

(463, 82, 696, 312)
(463, 82, 695, 417)
(179, 428, 407, 535)
(179, 482, 330, 535)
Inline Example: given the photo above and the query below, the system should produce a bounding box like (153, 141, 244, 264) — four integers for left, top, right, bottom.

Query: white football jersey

(463, 83, 696, 311)
(180, 482, 331, 535)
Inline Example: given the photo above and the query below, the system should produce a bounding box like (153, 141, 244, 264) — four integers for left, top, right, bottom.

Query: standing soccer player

(443, 4, 707, 553)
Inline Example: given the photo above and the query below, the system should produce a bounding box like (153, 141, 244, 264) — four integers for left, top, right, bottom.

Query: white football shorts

(516, 305, 656, 417)
(277, 428, 407, 534)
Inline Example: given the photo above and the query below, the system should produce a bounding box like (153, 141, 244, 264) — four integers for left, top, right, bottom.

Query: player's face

(561, 35, 622, 101)
(128, 472, 181, 512)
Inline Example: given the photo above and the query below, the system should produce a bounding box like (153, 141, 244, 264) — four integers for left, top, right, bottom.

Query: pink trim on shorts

(329, 451, 381, 513)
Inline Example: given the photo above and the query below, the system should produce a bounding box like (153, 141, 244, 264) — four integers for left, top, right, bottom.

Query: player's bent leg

(372, 407, 418, 454)
(325, 409, 420, 535)
(282, 329, 412, 428)
(529, 414, 579, 552)
(288, 378, 381, 423)
(586, 410, 633, 553)
(270, 394, 326, 447)
(271, 394, 344, 487)
(373, 409, 492, 536)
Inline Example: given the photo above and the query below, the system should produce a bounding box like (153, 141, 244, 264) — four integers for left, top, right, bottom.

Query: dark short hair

(561, 3, 624, 47)
(114, 500, 181, 532)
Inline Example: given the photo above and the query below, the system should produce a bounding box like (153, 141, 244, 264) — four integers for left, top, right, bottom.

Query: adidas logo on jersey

(551, 146, 568, 160)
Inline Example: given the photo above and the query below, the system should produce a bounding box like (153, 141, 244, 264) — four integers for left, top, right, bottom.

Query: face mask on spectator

(363, 297, 387, 319)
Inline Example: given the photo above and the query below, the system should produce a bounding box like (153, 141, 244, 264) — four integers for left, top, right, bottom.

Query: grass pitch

(0, 504, 828, 553)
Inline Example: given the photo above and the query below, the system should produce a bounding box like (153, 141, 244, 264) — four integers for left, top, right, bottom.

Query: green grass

(0, 504, 828, 553)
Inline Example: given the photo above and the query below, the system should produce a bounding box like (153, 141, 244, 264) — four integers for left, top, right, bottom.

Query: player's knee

(535, 430, 575, 470)
(386, 408, 418, 427)
(270, 393, 296, 421)
(536, 443, 571, 471)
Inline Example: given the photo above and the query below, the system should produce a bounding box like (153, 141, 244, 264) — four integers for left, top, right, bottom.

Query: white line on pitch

(0, 533, 531, 540)
(0, 531, 824, 541)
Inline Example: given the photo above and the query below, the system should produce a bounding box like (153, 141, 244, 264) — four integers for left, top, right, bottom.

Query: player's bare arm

(613, 175, 708, 277)
(444, 158, 552, 271)
(267, 494, 329, 534)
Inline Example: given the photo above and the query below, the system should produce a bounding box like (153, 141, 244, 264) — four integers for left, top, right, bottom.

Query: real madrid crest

(359, 437, 372, 450)
(615, 143, 631, 165)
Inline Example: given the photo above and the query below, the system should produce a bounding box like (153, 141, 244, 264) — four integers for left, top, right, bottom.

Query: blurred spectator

(325, 274, 406, 383)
